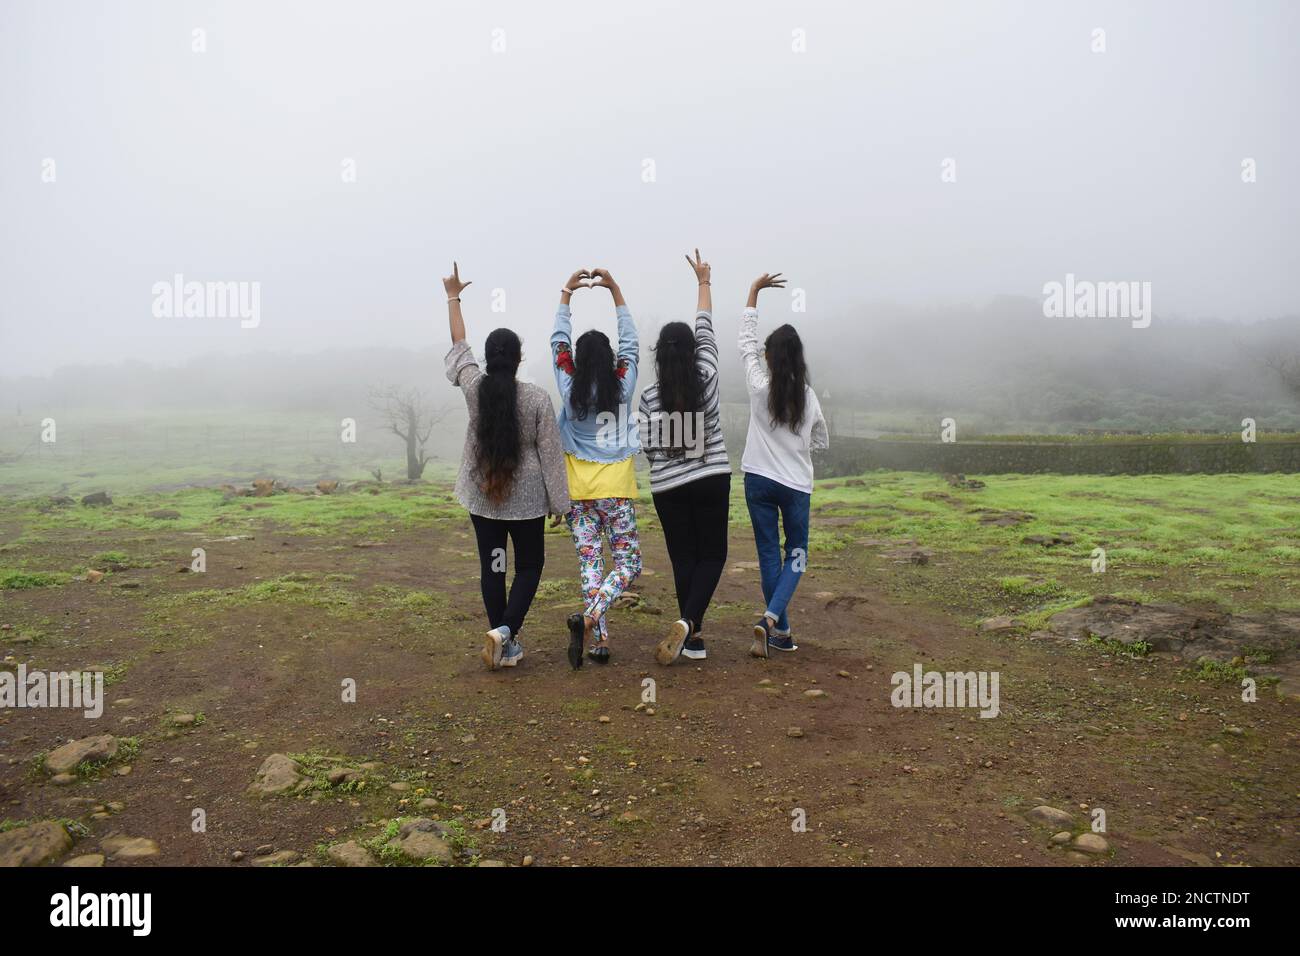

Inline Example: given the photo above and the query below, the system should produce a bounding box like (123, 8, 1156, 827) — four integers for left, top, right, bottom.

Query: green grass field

(3, 468, 1296, 628)
(813, 471, 1300, 624)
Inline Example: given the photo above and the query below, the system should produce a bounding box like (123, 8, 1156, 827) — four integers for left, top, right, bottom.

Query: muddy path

(1, 490, 1296, 867)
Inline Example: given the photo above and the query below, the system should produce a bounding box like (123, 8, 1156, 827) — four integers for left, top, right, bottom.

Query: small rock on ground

(101, 835, 159, 860)
(1026, 805, 1076, 829)
(326, 840, 377, 867)
(247, 753, 305, 795)
(386, 819, 453, 864)
(1072, 832, 1110, 855)
(250, 850, 301, 867)
(45, 734, 118, 775)
(387, 830, 452, 864)
(0, 821, 71, 867)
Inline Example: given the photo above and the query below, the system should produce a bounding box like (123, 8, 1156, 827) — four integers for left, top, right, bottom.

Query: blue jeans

(743, 472, 811, 632)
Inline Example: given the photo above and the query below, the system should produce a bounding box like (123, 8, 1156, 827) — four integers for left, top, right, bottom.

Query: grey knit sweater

(446, 340, 570, 519)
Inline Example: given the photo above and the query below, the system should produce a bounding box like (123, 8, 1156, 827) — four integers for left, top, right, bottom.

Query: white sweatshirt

(738, 307, 829, 494)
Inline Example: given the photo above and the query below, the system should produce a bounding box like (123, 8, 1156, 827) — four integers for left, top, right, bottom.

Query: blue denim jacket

(551, 303, 640, 462)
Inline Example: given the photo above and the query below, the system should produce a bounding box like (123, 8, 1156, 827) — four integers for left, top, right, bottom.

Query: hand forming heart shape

(565, 267, 617, 293)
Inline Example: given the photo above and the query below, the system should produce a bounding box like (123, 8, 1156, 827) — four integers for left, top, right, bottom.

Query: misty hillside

(4, 298, 1297, 435)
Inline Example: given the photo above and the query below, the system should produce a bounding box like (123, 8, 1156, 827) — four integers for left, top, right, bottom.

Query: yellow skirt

(565, 454, 638, 500)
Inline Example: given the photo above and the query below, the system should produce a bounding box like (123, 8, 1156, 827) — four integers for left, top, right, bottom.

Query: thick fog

(1, 0, 1297, 424)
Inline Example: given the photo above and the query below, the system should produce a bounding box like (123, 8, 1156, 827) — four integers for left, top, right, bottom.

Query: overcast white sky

(1, 0, 1296, 377)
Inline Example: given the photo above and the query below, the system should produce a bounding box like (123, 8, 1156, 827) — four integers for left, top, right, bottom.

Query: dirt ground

(1, 489, 1297, 867)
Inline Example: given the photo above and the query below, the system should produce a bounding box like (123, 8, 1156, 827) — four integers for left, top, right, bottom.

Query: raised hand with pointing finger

(443, 261, 472, 300)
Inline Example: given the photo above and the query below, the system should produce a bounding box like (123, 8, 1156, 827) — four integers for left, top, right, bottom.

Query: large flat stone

(326, 840, 377, 867)
(0, 821, 71, 867)
(102, 835, 160, 860)
(44, 735, 118, 775)
(1026, 805, 1076, 829)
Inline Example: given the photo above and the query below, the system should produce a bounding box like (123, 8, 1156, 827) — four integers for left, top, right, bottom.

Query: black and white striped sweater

(637, 311, 732, 494)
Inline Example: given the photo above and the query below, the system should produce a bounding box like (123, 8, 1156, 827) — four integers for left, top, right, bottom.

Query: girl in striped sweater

(638, 250, 733, 665)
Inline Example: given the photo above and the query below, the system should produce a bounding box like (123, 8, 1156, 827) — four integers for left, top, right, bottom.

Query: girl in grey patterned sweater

(442, 263, 569, 671)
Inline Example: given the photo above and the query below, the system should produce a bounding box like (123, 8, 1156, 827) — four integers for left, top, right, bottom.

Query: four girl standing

(442, 255, 827, 671)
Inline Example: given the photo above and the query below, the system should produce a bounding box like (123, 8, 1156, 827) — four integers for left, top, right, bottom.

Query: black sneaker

(587, 642, 610, 664)
(768, 631, 798, 653)
(750, 617, 772, 659)
(566, 613, 585, 670)
(681, 635, 707, 661)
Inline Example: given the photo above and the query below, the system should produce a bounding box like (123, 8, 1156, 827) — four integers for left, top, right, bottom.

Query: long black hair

(570, 329, 622, 421)
(653, 321, 701, 453)
(475, 328, 522, 503)
(764, 324, 808, 432)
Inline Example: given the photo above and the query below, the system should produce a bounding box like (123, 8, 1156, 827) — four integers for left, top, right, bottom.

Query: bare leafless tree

(368, 386, 447, 479)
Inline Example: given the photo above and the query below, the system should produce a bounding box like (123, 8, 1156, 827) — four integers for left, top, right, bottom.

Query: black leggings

(651, 473, 731, 633)
(469, 513, 546, 637)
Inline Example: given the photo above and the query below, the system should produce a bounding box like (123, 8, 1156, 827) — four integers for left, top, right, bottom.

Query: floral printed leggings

(566, 497, 643, 641)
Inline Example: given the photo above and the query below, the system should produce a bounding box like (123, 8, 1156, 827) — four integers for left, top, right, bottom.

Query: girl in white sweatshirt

(738, 272, 829, 658)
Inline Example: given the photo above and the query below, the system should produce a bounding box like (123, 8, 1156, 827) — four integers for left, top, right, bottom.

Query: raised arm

(443, 262, 472, 344)
(685, 248, 711, 314)
(591, 267, 626, 309)
(557, 268, 591, 313)
(746, 271, 784, 310)
(592, 268, 638, 394)
(442, 262, 482, 392)
(551, 269, 591, 396)
(740, 272, 786, 393)
(685, 250, 718, 377)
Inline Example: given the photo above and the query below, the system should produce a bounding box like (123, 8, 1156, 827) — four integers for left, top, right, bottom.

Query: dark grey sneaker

(750, 617, 771, 659)
(767, 631, 798, 653)
(500, 637, 524, 667)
